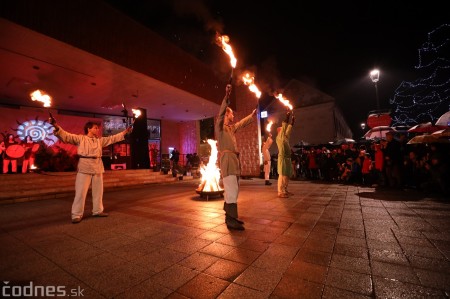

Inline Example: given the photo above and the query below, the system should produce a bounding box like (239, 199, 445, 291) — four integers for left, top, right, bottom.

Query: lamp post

(370, 69, 380, 110)
(361, 123, 366, 139)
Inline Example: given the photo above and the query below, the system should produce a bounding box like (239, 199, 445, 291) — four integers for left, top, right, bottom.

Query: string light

(390, 24, 450, 126)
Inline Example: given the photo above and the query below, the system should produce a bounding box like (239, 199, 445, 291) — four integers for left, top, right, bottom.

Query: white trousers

(264, 161, 271, 180)
(278, 175, 289, 194)
(72, 172, 104, 218)
(223, 175, 239, 204)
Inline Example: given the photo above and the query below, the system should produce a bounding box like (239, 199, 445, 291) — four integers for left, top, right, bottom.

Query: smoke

(170, 0, 223, 33)
(168, 0, 286, 96)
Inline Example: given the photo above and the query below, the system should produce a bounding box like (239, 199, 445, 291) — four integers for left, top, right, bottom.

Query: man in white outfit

(51, 118, 131, 223)
(262, 133, 273, 185)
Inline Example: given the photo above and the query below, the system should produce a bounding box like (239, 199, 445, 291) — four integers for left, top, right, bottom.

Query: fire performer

(215, 84, 256, 230)
(262, 132, 274, 185)
(49, 116, 132, 224)
(276, 111, 295, 198)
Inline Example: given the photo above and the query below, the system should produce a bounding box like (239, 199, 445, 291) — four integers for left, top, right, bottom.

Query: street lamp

(370, 69, 380, 110)
(361, 123, 366, 139)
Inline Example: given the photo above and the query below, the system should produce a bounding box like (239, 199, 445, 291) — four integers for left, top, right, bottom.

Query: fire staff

(50, 117, 131, 224)
(215, 84, 256, 230)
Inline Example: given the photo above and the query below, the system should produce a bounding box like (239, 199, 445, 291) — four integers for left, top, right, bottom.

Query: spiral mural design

(16, 119, 58, 146)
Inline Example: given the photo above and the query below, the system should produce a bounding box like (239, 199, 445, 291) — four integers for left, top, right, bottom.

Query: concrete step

(0, 169, 194, 204)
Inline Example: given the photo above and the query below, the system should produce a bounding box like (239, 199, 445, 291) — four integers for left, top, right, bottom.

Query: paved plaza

(1, 179, 449, 298)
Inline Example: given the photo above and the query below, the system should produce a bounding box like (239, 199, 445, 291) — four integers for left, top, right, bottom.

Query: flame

(198, 139, 223, 192)
(242, 72, 262, 98)
(266, 120, 273, 132)
(274, 93, 293, 110)
(216, 33, 237, 68)
(30, 90, 52, 107)
(131, 109, 141, 118)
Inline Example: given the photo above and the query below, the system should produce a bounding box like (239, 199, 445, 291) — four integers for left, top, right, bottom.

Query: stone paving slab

(0, 179, 449, 298)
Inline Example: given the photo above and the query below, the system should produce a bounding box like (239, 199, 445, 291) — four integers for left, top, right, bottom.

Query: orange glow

(266, 120, 273, 132)
(242, 72, 262, 98)
(274, 93, 293, 110)
(30, 89, 52, 107)
(199, 139, 223, 192)
(131, 109, 141, 118)
(216, 33, 237, 68)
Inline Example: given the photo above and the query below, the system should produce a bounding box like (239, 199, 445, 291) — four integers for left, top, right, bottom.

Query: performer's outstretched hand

(284, 111, 291, 123)
(225, 84, 232, 97)
(124, 126, 133, 135)
(48, 113, 57, 125)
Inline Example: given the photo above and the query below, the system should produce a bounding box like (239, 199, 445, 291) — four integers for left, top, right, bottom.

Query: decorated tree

(390, 24, 450, 126)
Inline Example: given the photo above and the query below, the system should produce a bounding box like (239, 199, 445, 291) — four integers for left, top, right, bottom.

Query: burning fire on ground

(196, 139, 224, 198)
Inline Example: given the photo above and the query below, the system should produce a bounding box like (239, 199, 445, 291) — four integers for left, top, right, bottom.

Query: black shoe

(265, 181, 272, 185)
(226, 221, 245, 230)
(225, 216, 245, 230)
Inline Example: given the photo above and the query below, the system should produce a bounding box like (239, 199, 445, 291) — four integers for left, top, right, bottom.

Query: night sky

(105, 0, 448, 137)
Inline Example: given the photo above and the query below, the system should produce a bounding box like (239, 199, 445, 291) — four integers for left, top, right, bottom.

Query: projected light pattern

(16, 118, 58, 146)
(390, 24, 450, 126)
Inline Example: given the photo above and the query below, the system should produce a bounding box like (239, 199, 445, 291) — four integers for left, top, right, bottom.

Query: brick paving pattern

(1, 179, 449, 298)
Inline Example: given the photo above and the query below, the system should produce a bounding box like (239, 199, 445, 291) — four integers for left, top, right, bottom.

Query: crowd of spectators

(270, 133, 449, 197)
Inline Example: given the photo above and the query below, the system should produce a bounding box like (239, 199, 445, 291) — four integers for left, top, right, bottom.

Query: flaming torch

(216, 33, 237, 83)
(131, 108, 141, 119)
(196, 139, 224, 200)
(274, 93, 293, 110)
(30, 89, 52, 107)
(30, 89, 55, 125)
(242, 72, 262, 99)
(266, 120, 274, 133)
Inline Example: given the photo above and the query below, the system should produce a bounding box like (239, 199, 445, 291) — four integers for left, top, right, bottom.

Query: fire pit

(195, 139, 224, 201)
(196, 189, 224, 201)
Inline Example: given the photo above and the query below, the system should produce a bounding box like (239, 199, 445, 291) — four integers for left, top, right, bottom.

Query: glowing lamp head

(370, 69, 380, 83)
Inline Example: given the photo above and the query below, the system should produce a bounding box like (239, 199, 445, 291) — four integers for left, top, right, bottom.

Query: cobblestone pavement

(1, 179, 449, 298)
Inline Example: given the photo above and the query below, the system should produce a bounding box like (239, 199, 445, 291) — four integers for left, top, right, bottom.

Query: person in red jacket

(361, 152, 373, 186)
(373, 143, 385, 186)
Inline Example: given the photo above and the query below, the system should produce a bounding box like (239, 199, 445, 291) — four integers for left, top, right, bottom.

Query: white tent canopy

(435, 111, 450, 126)
(363, 126, 396, 140)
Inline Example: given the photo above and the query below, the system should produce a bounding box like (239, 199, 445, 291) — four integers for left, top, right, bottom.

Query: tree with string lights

(390, 24, 450, 126)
